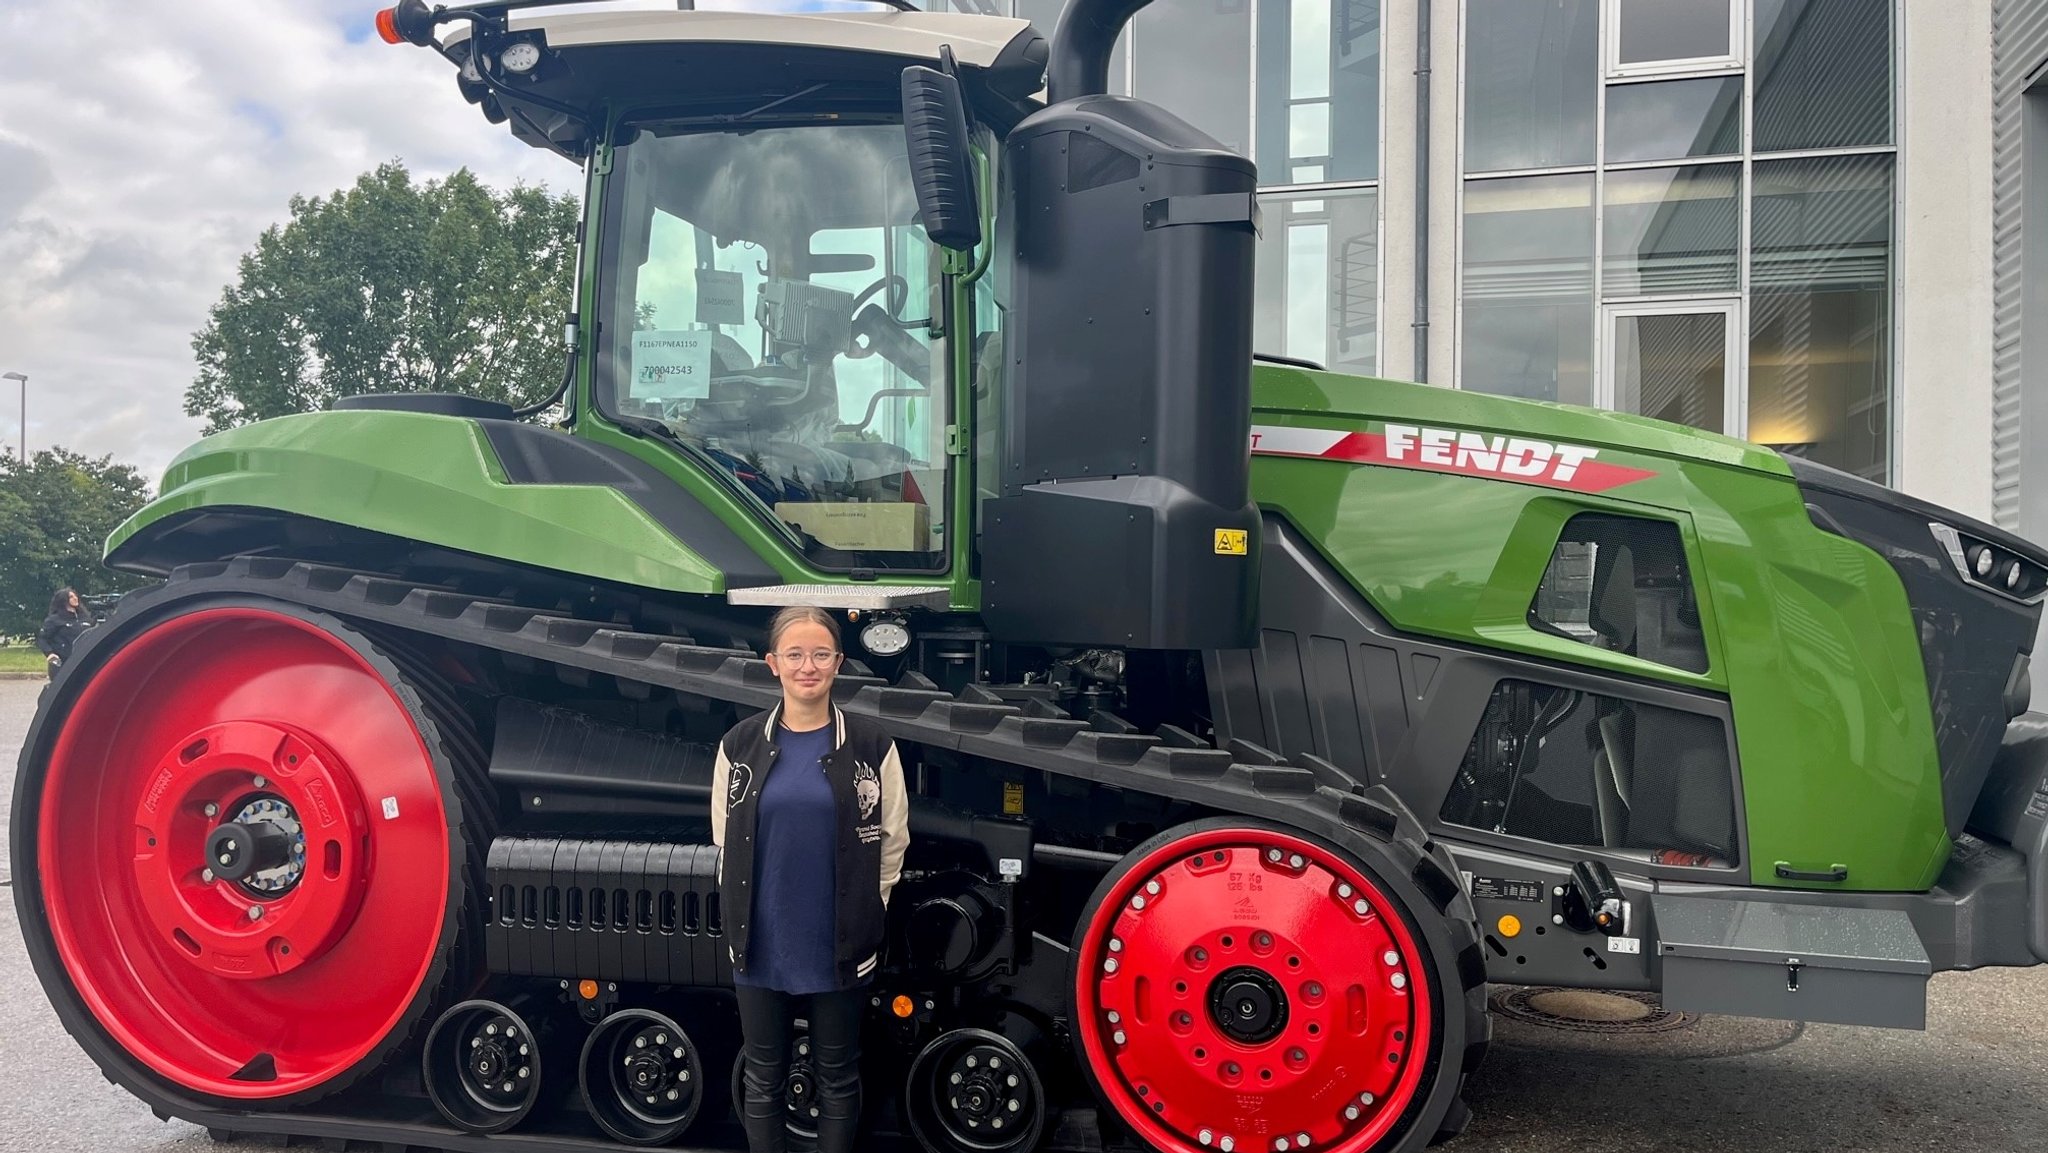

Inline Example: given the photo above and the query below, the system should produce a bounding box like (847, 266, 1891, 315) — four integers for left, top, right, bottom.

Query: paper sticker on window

(631, 330, 713, 401)
(696, 269, 747, 327)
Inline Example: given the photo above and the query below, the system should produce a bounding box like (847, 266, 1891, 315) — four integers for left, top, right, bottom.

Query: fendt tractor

(17, 2, 2048, 1152)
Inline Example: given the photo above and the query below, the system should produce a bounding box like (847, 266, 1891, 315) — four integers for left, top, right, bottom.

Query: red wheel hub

(36, 608, 454, 1100)
(1075, 828, 1434, 1153)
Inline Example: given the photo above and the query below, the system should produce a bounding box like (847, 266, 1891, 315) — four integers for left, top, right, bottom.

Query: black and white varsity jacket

(710, 704, 911, 987)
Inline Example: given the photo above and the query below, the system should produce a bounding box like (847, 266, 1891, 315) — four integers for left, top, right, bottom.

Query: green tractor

(15, 1, 2048, 1151)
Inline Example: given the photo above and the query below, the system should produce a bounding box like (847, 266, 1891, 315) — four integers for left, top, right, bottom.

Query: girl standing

(711, 606, 909, 1153)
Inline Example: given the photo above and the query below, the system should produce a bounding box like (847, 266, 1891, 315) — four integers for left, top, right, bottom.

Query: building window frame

(1598, 298, 1746, 435)
(1603, 0, 1744, 80)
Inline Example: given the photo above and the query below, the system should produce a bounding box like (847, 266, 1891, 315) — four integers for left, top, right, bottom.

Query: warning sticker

(630, 330, 713, 401)
(1002, 781, 1025, 815)
(1214, 528, 1248, 556)
(1470, 876, 1544, 903)
(2026, 781, 2048, 820)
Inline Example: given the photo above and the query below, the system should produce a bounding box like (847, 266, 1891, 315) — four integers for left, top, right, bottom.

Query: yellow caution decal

(1214, 528, 1248, 556)
(1002, 781, 1025, 815)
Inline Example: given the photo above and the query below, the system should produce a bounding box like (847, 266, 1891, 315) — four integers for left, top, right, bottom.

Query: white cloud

(0, 1, 574, 483)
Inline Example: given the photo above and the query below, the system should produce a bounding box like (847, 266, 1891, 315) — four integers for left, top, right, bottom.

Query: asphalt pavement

(2, 676, 2044, 1152)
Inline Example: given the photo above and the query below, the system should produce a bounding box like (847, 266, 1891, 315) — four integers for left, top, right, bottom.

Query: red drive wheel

(24, 602, 472, 1103)
(1072, 820, 1449, 1153)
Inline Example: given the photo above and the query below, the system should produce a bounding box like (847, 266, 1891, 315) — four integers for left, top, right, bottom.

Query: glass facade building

(970, 0, 1903, 483)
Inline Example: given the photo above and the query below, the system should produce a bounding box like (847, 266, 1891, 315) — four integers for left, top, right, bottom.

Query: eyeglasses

(774, 649, 842, 668)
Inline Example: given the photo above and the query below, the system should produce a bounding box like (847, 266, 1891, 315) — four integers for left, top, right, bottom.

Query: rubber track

(106, 559, 1490, 1152)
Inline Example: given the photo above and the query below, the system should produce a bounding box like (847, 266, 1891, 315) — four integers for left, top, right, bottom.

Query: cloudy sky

(0, 0, 851, 484)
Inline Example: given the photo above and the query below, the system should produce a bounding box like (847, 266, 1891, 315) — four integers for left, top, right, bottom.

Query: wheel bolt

(247, 905, 263, 921)
(1145, 880, 1161, 895)
(1383, 950, 1399, 965)
(1391, 973, 1408, 990)
(1199, 1130, 1214, 1145)
(673, 1047, 686, 1059)
(252, 775, 267, 788)
(486, 1024, 498, 1035)
(1105, 958, 1120, 974)
(1107, 1010, 1121, 1024)
(655, 1032, 667, 1045)
(1110, 937, 1123, 952)
(951, 1072, 963, 1085)
(1298, 1133, 1310, 1146)
(967, 1055, 978, 1067)
(1288, 854, 1304, 869)
(519, 1067, 529, 1079)
(1007, 1074, 1019, 1087)
(203, 803, 219, 818)
(1275, 1138, 1290, 1151)
(1007, 1100, 1020, 1112)
(1222, 1138, 1236, 1152)
(1345, 1106, 1360, 1121)
(1359, 1091, 1375, 1105)
(202, 868, 216, 883)
(1112, 1030, 1127, 1045)
(1267, 849, 1282, 862)
(1353, 899, 1369, 915)
(679, 1069, 690, 1082)
(1131, 895, 1147, 910)
(668, 1089, 680, 1101)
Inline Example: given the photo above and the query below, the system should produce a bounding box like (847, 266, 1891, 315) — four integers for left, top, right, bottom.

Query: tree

(0, 449, 153, 638)
(186, 162, 580, 433)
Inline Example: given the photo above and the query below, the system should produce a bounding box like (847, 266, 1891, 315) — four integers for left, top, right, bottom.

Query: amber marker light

(892, 995, 916, 1018)
(579, 979, 600, 1001)
(375, 8, 404, 45)
(1496, 914, 1522, 938)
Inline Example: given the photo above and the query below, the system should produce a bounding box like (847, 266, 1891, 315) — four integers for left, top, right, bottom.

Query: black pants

(733, 984, 864, 1153)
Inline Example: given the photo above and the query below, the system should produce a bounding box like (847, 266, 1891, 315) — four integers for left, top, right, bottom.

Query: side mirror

(900, 60, 983, 252)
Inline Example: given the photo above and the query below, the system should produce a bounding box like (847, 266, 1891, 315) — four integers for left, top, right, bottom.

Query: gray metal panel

(725, 584, 950, 611)
(1656, 894, 1930, 974)
(1991, 0, 2048, 530)
(1656, 893, 1929, 1031)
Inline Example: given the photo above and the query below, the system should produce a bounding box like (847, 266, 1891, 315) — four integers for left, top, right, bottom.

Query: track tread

(37, 561, 1490, 1152)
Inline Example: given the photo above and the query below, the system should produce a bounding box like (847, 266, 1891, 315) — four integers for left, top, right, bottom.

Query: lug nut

(1276, 1138, 1290, 1151)
(247, 905, 263, 921)
(1200, 1130, 1214, 1146)
(1336, 883, 1353, 899)
(1222, 1138, 1237, 1152)
(1391, 973, 1408, 990)
(1345, 1105, 1360, 1121)
(1145, 880, 1161, 895)
(1267, 849, 1283, 862)
(1112, 1030, 1127, 1045)
(203, 803, 219, 818)
(1105, 958, 1120, 974)
(1110, 937, 1123, 952)
(1107, 1010, 1121, 1024)
(1298, 1134, 1310, 1147)
(252, 775, 266, 788)
(1353, 899, 1369, 915)
(201, 868, 216, 883)
(673, 1047, 685, 1059)
(1383, 950, 1399, 965)
(1288, 854, 1304, 869)
(1359, 1092, 1375, 1105)
(1131, 895, 1147, 910)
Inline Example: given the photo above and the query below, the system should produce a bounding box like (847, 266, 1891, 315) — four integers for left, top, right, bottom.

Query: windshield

(598, 121, 948, 569)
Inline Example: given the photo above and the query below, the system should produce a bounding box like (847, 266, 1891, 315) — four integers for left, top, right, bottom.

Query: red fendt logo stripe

(1251, 423, 1658, 494)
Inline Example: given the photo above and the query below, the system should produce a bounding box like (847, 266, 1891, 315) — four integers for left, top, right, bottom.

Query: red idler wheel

(29, 604, 467, 1102)
(1073, 821, 1438, 1153)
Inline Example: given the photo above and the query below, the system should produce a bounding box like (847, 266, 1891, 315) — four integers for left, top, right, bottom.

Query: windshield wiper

(725, 84, 830, 125)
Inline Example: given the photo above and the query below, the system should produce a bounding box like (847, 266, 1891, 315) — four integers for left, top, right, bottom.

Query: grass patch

(0, 645, 50, 674)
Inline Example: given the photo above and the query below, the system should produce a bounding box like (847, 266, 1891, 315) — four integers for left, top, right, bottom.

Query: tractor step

(724, 584, 951, 611)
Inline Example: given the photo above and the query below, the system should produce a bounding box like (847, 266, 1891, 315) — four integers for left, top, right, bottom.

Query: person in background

(711, 605, 910, 1153)
(35, 587, 93, 678)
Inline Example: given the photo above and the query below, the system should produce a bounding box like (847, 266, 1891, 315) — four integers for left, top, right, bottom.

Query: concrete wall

(1898, 1, 1998, 519)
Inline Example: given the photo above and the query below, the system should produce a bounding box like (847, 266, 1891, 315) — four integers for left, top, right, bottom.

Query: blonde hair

(766, 605, 842, 652)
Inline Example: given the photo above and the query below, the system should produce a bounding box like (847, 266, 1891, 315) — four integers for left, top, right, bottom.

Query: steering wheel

(849, 273, 909, 319)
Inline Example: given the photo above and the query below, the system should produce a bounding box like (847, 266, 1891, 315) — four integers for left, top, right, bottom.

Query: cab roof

(431, 8, 1045, 159)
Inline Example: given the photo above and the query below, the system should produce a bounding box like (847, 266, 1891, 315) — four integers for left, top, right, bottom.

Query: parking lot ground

(4, 679, 2044, 1152)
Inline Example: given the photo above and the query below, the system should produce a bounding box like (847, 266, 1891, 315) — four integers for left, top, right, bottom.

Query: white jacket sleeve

(710, 744, 731, 881)
(878, 741, 911, 907)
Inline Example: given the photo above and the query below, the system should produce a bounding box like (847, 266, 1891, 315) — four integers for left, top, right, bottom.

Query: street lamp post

(1, 372, 24, 464)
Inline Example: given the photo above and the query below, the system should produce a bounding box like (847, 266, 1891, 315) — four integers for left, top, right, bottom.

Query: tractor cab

(383, 2, 1046, 572)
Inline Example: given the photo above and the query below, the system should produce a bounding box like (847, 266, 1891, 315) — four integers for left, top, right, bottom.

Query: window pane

(1461, 174, 1595, 404)
(1465, 0, 1598, 172)
(1602, 164, 1740, 296)
(1133, 0, 1251, 156)
(1754, 0, 1892, 151)
(1255, 188, 1378, 375)
(1258, 0, 1379, 181)
(1616, 0, 1730, 65)
(1016, 0, 1130, 93)
(1605, 76, 1742, 162)
(1613, 311, 1727, 433)
(1749, 154, 1893, 482)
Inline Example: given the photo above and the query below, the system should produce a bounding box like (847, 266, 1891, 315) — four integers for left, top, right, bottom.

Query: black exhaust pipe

(1046, 0, 1153, 103)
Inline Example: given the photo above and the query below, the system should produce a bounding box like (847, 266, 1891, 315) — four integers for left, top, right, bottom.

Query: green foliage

(0, 449, 152, 636)
(186, 161, 580, 432)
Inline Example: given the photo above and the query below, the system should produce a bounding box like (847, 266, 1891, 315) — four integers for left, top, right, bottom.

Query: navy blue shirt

(733, 723, 840, 993)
